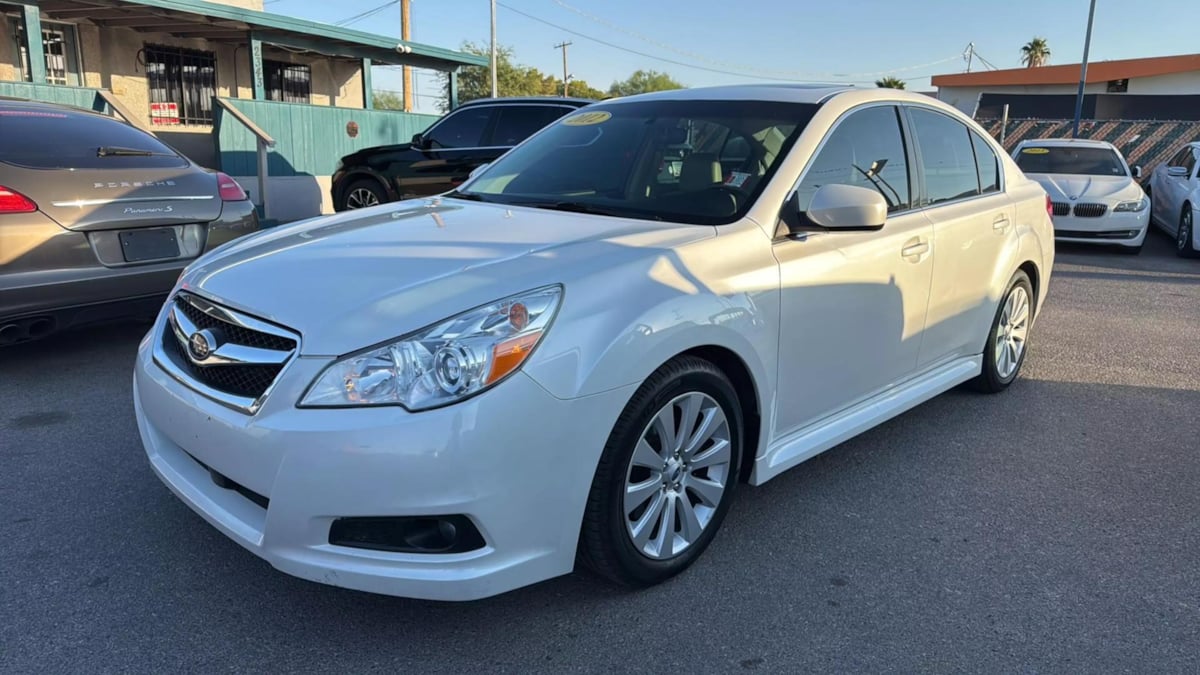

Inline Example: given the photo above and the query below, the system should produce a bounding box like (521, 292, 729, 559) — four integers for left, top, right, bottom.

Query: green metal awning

(16, 0, 487, 71)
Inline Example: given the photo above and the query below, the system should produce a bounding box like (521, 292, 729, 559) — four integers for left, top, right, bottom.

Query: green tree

(874, 76, 906, 89)
(607, 70, 685, 97)
(372, 89, 405, 110)
(1020, 37, 1051, 68)
(441, 42, 559, 109)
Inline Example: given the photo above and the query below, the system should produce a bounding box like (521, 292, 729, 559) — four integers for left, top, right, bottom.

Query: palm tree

(875, 76, 906, 89)
(1021, 37, 1051, 68)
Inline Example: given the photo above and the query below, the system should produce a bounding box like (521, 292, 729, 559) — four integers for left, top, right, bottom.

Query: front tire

(971, 271, 1033, 393)
(1177, 207, 1198, 258)
(340, 178, 386, 211)
(579, 356, 742, 587)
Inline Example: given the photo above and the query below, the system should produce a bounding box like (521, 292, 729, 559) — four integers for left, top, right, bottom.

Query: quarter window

(425, 108, 492, 149)
(909, 108, 980, 205)
(487, 106, 568, 146)
(795, 105, 912, 214)
(144, 45, 216, 126)
(971, 132, 1000, 194)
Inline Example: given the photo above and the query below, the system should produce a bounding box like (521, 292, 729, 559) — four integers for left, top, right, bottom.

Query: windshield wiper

(444, 190, 487, 202)
(527, 201, 661, 220)
(96, 146, 171, 157)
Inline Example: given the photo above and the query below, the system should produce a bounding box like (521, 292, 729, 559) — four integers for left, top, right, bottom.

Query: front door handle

(901, 239, 929, 260)
(992, 214, 1011, 232)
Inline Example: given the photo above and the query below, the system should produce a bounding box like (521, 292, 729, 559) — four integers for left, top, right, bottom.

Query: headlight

(299, 285, 562, 410)
(1114, 198, 1148, 212)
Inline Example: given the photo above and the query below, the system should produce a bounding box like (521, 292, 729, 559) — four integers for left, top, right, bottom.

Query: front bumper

(1051, 208, 1149, 247)
(133, 317, 635, 601)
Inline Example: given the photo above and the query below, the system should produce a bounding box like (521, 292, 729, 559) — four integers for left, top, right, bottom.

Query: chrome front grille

(154, 293, 299, 413)
(1072, 203, 1108, 218)
(1051, 202, 1071, 216)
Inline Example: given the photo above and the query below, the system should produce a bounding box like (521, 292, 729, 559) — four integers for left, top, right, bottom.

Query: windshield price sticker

(562, 111, 612, 126)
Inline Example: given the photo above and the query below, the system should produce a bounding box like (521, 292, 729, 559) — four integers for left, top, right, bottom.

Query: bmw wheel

(1177, 207, 1198, 258)
(971, 270, 1033, 394)
(579, 356, 742, 587)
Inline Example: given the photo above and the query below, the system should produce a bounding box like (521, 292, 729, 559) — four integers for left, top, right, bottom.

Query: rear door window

(424, 107, 494, 149)
(0, 108, 187, 169)
(487, 106, 571, 147)
(909, 108, 980, 204)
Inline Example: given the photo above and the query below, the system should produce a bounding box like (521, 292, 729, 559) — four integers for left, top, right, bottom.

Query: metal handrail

(214, 98, 275, 221)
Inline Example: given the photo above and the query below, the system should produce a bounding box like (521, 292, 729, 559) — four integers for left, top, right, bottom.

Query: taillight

(0, 185, 37, 213)
(1045, 194, 1053, 218)
(216, 172, 248, 202)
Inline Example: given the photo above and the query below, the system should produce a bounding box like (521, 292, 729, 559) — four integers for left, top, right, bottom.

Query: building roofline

(932, 53, 1200, 88)
(29, 0, 487, 71)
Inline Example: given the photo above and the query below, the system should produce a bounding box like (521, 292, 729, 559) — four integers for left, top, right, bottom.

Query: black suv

(332, 97, 594, 211)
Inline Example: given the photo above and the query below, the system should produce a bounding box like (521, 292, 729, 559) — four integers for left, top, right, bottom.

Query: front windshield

(1016, 145, 1127, 177)
(453, 100, 819, 225)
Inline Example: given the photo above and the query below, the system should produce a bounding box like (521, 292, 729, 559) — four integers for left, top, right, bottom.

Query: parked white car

(133, 85, 1054, 601)
(1146, 141, 1200, 258)
(1012, 139, 1149, 254)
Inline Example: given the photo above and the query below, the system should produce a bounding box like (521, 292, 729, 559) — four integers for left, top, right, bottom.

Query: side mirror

(805, 184, 888, 231)
(1132, 165, 1142, 179)
(412, 133, 429, 149)
(1168, 166, 1189, 177)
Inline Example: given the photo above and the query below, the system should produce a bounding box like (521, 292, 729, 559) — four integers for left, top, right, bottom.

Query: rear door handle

(993, 214, 1011, 232)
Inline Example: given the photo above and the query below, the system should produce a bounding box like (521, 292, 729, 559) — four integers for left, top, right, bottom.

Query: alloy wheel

(1179, 211, 1192, 252)
(346, 187, 380, 209)
(623, 392, 732, 560)
(995, 285, 1030, 380)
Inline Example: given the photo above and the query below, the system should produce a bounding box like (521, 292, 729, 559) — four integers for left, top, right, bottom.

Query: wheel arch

(674, 345, 762, 485)
(334, 169, 393, 207)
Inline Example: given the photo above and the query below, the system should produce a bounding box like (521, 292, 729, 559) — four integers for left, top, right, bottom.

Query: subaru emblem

(188, 329, 216, 361)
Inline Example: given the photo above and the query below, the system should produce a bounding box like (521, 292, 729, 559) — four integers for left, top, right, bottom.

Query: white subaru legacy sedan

(134, 85, 1054, 601)
(1012, 138, 1149, 253)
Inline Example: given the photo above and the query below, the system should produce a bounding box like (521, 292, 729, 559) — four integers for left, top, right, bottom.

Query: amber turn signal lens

(486, 332, 542, 385)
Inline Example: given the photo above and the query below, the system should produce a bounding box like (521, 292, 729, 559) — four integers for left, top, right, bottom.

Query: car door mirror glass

(805, 184, 888, 231)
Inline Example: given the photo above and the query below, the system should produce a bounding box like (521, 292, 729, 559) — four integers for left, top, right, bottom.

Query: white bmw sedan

(134, 85, 1054, 601)
(1146, 141, 1200, 258)
(1012, 138, 1149, 253)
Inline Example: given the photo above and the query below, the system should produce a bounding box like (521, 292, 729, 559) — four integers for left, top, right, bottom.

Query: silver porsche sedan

(0, 99, 259, 345)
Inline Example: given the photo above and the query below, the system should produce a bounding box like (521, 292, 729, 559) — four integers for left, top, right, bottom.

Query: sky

(264, 0, 1198, 114)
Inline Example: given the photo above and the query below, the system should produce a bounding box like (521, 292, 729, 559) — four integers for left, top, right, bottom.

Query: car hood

(180, 198, 714, 355)
(1027, 174, 1141, 202)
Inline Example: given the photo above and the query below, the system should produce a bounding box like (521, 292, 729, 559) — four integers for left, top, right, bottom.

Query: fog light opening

(328, 515, 485, 554)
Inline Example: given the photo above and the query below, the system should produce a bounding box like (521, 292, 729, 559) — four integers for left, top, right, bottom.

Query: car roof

(458, 96, 595, 107)
(598, 83, 876, 105)
(0, 97, 114, 120)
(1015, 138, 1118, 150)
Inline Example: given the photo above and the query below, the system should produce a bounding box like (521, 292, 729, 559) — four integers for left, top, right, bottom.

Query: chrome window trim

(152, 293, 300, 415)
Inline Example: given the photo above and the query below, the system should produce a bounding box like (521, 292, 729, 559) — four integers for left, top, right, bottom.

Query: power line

(548, 0, 961, 80)
(335, 0, 397, 27)
(498, 2, 960, 84)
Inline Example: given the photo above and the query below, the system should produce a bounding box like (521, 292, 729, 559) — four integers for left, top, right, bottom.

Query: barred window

(144, 44, 216, 126)
(265, 60, 312, 104)
(12, 19, 82, 86)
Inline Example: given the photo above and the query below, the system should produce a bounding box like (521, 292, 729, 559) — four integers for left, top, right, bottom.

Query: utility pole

(490, 0, 498, 98)
(1072, 0, 1097, 138)
(400, 0, 413, 111)
(554, 41, 572, 97)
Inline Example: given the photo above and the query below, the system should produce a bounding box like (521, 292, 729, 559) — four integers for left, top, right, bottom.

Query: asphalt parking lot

(2, 231, 1198, 673)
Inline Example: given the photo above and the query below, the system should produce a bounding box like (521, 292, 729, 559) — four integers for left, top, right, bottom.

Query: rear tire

(578, 356, 742, 588)
(1177, 207, 1198, 258)
(970, 271, 1033, 394)
(340, 179, 386, 211)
